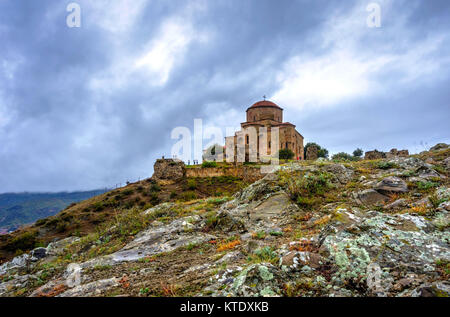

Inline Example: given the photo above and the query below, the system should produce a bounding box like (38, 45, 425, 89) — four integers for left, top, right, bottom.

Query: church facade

(224, 100, 304, 162)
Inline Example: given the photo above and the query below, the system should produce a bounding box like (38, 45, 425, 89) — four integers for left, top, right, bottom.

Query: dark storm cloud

(0, 0, 449, 192)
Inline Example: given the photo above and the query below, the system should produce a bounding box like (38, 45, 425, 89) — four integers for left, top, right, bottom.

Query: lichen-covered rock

(46, 237, 80, 256)
(416, 166, 442, 179)
(442, 157, 450, 172)
(280, 251, 322, 271)
(430, 143, 449, 152)
(324, 164, 354, 185)
(356, 189, 389, 205)
(57, 277, 120, 297)
(76, 215, 216, 269)
(0, 254, 32, 276)
(226, 264, 284, 297)
(389, 157, 427, 170)
(374, 176, 408, 194)
(384, 199, 408, 210)
(320, 209, 450, 295)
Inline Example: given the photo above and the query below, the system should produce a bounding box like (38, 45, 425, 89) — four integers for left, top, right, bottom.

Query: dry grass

(216, 239, 241, 252)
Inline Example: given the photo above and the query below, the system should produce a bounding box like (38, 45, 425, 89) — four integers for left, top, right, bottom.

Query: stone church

(224, 100, 304, 162)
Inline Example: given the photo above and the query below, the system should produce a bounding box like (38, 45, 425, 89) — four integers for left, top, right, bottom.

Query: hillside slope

(0, 146, 449, 297)
(0, 190, 108, 233)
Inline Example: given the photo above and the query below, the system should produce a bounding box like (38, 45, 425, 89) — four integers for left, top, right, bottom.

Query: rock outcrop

(152, 158, 186, 180)
(305, 145, 318, 160)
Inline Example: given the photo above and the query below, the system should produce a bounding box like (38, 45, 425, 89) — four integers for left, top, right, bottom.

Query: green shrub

(280, 171, 334, 205)
(429, 194, 446, 208)
(278, 149, 295, 160)
(180, 191, 197, 201)
(332, 152, 355, 161)
(35, 218, 48, 226)
(56, 221, 69, 233)
(377, 161, 396, 170)
(149, 192, 160, 205)
(202, 161, 217, 168)
(353, 148, 364, 157)
(5, 231, 39, 251)
(205, 211, 218, 229)
(93, 202, 105, 212)
(186, 179, 197, 190)
(122, 189, 134, 196)
(150, 183, 161, 192)
(417, 181, 439, 190)
(250, 247, 279, 264)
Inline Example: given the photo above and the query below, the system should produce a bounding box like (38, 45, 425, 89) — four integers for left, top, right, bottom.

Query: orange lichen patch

(289, 240, 316, 252)
(298, 212, 313, 222)
(283, 226, 292, 233)
(410, 204, 429, 215)
(216, 239, 241, 252)
(36, 284, 67, 297)
(313, 215, 332, 227)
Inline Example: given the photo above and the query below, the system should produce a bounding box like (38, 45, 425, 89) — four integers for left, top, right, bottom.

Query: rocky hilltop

(0, 145, 449, 297)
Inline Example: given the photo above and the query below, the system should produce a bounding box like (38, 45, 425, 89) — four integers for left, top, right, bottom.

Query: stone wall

(186, 166, 264, 183)
(365, 149, 409, 160)
(152, 159, 265, 183)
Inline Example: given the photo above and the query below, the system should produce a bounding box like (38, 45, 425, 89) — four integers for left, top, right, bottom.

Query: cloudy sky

(0, 0, 449, 192)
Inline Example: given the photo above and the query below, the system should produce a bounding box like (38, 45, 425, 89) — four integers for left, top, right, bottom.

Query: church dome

(246, 100, 283, 111)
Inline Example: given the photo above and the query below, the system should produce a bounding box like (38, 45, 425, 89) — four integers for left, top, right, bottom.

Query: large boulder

(357, 189, 389, 205)
(324, 164, 354, 184)
(305, 145, 318, 160)
(152, 158, 186, 180)
(442, 157, 450, 173)
(416, 166, 442, 179)
(430, 143, 449, 151)
(374, 176, 408, 194)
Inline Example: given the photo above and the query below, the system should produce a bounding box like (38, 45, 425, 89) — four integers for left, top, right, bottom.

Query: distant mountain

(0, 190, 108, 232)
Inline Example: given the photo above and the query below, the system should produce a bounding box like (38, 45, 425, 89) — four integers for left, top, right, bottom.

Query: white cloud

(273, 51, 391, 109)
(272, 1, 450, 111)
(134, 18, 208, 86)
(85, 0, 148, 34)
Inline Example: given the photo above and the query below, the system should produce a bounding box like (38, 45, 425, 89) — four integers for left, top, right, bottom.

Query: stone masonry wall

(186, 166, 264, 183)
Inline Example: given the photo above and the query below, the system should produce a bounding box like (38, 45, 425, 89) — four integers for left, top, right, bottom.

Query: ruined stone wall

(185, 166, 264, 183)
(365, 149, 409, 160)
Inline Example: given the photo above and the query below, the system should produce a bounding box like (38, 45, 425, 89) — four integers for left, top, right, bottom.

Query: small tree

(318, 148, 329, 159)
(353, 148, 363, 158)
(332, 152, 354, 161)
(278, 148, 295, 160)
